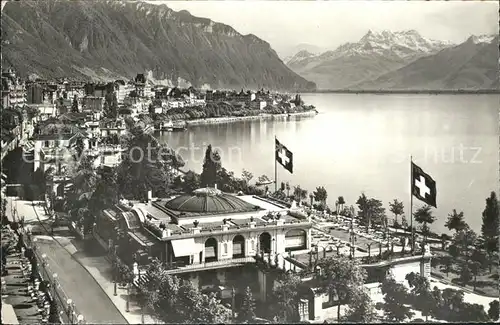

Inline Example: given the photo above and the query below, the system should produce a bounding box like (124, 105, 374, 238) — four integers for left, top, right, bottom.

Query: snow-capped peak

(317, 29, 454, 61)
(285, 50, 316, 65)
(469, 34, 496, 44)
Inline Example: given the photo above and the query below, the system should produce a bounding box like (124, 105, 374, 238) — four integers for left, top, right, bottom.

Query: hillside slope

(1, 0, 315, 91)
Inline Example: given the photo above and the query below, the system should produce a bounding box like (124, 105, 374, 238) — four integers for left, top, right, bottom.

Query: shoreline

(304, 89, 500, 95)
(181, 110, 318, 126)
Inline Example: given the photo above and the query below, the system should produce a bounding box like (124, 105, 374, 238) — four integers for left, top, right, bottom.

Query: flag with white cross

(411, 162, 437, 208)
(275, 138, 293, 174)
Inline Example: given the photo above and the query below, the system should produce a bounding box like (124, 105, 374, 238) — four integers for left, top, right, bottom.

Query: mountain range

(1, 0, 315, 91)
(286, 30, 499, 90)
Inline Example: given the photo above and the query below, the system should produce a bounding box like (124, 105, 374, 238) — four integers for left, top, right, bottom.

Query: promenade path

(34, 238, 129, 324)
(4, 197, 128, 324)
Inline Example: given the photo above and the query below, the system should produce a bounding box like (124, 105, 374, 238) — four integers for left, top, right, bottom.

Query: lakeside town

(1, 65, 499, 324)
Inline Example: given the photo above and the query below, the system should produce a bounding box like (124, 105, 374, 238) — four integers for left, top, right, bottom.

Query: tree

(200, 145, 221, 188)
(481, 192, 499, 262)
(316, 256, 367, 322)
(442, 255, 453, 276)
(438, 288, 466, 321)
(458, 262, 472, 285)
(238, 286, 256, 322)
(181, 171, 201, 193)
(71, 95, 79, 113)
(356, 194, 386, 233)
(445, 209, 467, 234)
(488, 300, 499, 321)
(117, 125, 176, 199)
(469, 260, 482, 290)
(293, 186, 308, 204)
(380, 275, 414, 322)
(285, 182, 291, 198)
(241, 169, 253, 185)
(269, 272, 305, 322)
(137, 259, 230, 323)
(459, 302, 490, 322)
(389, 199, 404, 227)
(337, 196, 345, 212)
(453, 225, 477, 263)
(313, 187, 328, 207)
(413, 205, 436, 244)
(343, 288, 377, 323)
(405, 272, 433, 320)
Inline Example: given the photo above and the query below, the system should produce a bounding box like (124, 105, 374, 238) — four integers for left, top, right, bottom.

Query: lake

(158, 93, 499, 234)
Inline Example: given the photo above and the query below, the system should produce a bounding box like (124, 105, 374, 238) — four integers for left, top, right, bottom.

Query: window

(251, 240, 255, 250)
(223, 243, 228, 254)
(44, 141, 49, 147)
(55, 140, 60, 147)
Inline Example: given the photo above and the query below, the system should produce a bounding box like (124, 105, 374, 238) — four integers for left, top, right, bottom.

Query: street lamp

(66, 299, 72, 320)
(125, 283, 130, 312)
(114, 244, 119, 296)
(231, 287, 236, 321)
(77, 314, 84, 324)
(52, 273, 58, 298)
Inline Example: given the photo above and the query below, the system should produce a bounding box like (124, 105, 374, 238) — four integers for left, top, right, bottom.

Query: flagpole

(410, 155, 414, 255)
(275, 135, 278, 192)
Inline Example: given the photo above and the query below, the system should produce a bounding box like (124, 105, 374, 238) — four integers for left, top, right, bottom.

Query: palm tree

(413, 205, 437, 246)
(293, 186, 307, 204)
(313, 186, 328, 208)
(389, 199, 404, 227)
(366, 243, 372, 258)
(309, 194, 314, 207)
(338, 196, 345, 212)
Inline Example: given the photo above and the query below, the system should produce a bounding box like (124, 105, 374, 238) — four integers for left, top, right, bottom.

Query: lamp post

(125, 283, 130, 312)
(52, 273, 58, 299)
(231, 287, 236, 321)
(77, 314, 84, 324)
(66, 299, 73, 322)
(114, 244, 118, 296)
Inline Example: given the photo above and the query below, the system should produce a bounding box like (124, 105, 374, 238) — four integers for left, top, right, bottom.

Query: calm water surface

(159, 93, 498, 234)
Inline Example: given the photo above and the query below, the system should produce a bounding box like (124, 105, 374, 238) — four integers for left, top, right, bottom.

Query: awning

(171, 238, 203, 257)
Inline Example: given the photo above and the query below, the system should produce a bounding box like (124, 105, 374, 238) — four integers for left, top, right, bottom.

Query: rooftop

(161, 188, 263, 217)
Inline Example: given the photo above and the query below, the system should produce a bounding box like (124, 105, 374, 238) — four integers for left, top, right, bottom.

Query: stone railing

(163, 256, 256, 274)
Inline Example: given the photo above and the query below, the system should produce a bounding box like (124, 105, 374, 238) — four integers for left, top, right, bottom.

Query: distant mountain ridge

(286, 30, 499, 90)
(286, 30, 455, 89)
(352, 35, 499, 90)
(1, 0, 315, 91)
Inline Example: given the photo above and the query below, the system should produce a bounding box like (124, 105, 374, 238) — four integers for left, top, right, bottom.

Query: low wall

(185, 110, 317, 126)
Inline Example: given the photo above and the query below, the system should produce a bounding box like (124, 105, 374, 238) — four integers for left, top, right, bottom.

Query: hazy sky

(148, 0, 498, 56)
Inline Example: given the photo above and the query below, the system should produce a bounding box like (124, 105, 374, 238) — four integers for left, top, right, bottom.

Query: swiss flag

(411, 162, 437, 208)
(275, 138, 293, 174)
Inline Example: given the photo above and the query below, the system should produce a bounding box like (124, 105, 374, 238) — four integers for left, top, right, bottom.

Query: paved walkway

(34, 238, 129, 324)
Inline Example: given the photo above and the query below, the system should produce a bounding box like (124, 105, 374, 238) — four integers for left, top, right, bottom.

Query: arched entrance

(205, 237, 218, 262)
(285, 229, 307, 251)
(259, 232, 272, 254)
(232, 235, 245, 258)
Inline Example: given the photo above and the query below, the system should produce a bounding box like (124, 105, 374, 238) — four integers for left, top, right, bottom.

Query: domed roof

(164, 188, 260, 215)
